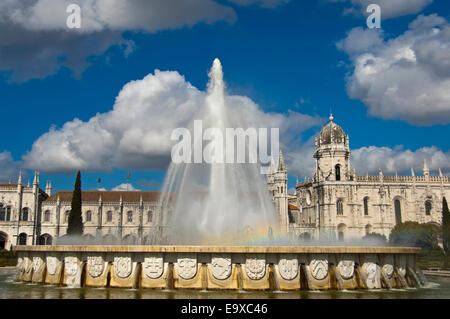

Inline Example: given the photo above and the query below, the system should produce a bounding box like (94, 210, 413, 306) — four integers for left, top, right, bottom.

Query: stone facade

(1, 115, 449, 249)
(289, 115, 450, 241)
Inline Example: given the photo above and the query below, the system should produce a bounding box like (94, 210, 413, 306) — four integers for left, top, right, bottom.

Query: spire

(329, 112, 334, 122)
(18, 170, 22, 185)
(423, 159, 429, 176)
(439, 168, 443, 177)
(268, 155, 276, 174)
(33, 171, 38, 185)
(411, 167, 415, 177)
(278, 147, 286, 171)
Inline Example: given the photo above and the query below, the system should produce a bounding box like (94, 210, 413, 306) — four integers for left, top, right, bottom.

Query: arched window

(337, 200, 344, 215)
(86, 210, 92, 222)
(21, 208, 29, 221)
(38, 234, 52, 246)
(6, 206, 11, 221)
(425, 200, 432, 216)
(44, 210, 51, 222)
(335, 164, 341, 181)
(64, 211, 70, 223)
(363, 197, 369, 216)
(107, 211, 113, 222)
(17, 233, 27, 245)
(147, 211, 153, 223)
(127, 211, 133, 223)
(394, 199, 402, 225)
(0, 232, 7, 249)
(0, 204, 5, 221)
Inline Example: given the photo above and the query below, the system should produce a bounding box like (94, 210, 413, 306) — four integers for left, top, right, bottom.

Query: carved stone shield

(177, 254, 197, 280)
(310, 258, 328, 281)
(245, 254, 266, 280)
(278, 254, 298, 280)
(114, 257, 132, 278)
(383, 264, 394, 278)
(65, 257, 79, 277)
(46, 256, 58, 275)
(87, 256, 104, 278)
(32, 257, 43, 273)
(365, 262, 378, 281)
(338, 260, 355, 280)
(210, 254, 232, 280)
(23, 257, 32, 274)
(144, 255, 164, 279)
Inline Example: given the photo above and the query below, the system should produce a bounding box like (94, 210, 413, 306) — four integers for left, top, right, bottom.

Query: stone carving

(32, 257, 43, 273)
(16, 257, 23, 270)
(338, 260, 355, 280)
(87, 256, 104, 278)
(114, 257, 132, 278)
(65, 257, 79, 278)
(211, 254, 232, 280)
(177, 255, 197, 280)
(245, 254, 266, 280)
(365, 262, 378, 280)
(383, 264, 394, 278)
(310, 258, 328, 281)
(278, 255, 298, 281)
(46, 256, 58, 275)
(23, 257, 32, 274)
(144, 255, 164, 279)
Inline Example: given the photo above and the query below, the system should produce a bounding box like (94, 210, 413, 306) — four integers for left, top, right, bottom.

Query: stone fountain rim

(13, 245, 420, 254)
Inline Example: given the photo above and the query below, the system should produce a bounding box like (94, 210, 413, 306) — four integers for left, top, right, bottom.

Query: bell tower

(314, 114, 351, 182)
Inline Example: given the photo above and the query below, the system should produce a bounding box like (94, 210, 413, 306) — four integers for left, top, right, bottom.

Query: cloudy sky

(0, 0, 449, 192)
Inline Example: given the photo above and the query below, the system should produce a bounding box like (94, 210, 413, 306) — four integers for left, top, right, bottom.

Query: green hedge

(0, 250, 18, 267)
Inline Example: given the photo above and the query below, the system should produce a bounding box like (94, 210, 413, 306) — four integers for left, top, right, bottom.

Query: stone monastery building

(0, 115, 449, 249)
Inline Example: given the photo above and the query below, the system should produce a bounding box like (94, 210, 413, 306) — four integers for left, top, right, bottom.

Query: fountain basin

(13, 245, 421, 291)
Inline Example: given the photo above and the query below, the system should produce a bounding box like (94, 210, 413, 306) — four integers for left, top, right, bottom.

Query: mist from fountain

(156, 58, 278, 245)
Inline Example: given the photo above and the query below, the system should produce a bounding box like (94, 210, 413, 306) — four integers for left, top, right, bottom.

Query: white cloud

(338, 14, 450, 125)
(0, 151, 22, 182)
(23, 66, 324, 174)
(111, 183, 140, 191)
(351, 145, 450, 175)
(0, 0, 236, 81)
(328, 0, 433, 19)
(1, 0, 236, 33)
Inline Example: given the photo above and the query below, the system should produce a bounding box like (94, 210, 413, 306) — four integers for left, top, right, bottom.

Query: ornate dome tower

(314, 114, 351, 182)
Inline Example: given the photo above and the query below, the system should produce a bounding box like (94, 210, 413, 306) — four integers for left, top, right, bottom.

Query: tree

(67, 171, 83, 236)
(443, 197, 450, 256)
(389, 221, 438, 250)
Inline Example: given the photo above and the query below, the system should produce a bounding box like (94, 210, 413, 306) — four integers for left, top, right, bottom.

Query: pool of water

(1, 267, 449, 299)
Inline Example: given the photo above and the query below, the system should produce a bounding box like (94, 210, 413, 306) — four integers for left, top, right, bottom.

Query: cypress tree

(442, 197, 450, 256)
(67, 171, 83, 236)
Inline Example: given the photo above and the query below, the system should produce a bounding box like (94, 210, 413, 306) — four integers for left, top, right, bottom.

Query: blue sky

(0, 0, 449, 192)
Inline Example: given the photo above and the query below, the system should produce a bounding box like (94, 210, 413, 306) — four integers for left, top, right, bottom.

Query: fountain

(13, 59, 422, 291)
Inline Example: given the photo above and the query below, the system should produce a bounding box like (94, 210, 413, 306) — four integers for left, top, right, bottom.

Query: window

(0, 204, 4, 221)
(18, 233, 27, 245)
(21, 208, 29, 221)
(425, 201, 432, 216)
(107, 211, 113, 222)
(281, 186, 283, 194)
(337, 200, 344, 215)
(127, 211, 133, 223)
(363, 197, 369, 216)
(335, 164, 341, 181)
(64, 211, 70, 223)
(6, 207, 11, 221)
(44, 210, 51, 222)
(147, 211, 153, 223)
(394, 199, 402, 225)
(86, 210, 92, 222)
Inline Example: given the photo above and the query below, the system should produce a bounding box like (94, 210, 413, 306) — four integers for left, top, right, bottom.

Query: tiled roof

(45, 191, 161, 203)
